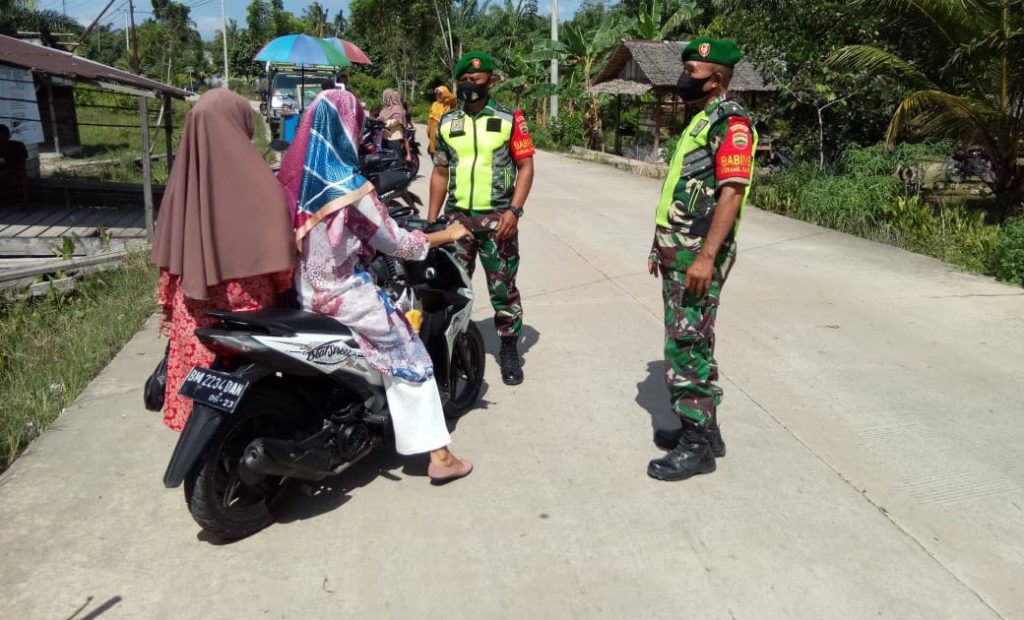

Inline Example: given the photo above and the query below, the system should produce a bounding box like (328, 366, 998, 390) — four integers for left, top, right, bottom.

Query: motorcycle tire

(444, 322, 486, 419)
(184, 388, 306, 541)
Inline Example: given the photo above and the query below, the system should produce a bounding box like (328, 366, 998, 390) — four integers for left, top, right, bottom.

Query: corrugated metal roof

(0, 34, 190, 98)
(594, 40, 774, 93)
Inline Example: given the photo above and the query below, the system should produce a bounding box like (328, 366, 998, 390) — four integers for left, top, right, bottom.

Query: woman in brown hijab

(151, 89, 295, 432)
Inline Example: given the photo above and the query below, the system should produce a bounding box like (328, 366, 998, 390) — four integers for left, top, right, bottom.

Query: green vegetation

(755, 144, 1022, 281)
(0, 254, 158, 472)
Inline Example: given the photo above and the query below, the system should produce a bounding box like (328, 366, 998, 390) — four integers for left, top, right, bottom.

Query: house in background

(590, 40, 774, 160)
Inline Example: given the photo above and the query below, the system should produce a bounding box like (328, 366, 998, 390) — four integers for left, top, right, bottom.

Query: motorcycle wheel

(184, 389, 304, 541)
(444, 322, 486, 419)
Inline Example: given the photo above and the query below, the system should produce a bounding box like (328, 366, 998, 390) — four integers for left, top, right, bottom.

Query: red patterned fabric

(157, 268, 292, 432)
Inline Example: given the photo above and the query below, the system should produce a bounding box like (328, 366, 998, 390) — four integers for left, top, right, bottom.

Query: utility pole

(128, 0, 141, 74)
(550, 0, 559, 119)
(221, 0, 230, 87)
(124, 10, 130, 52)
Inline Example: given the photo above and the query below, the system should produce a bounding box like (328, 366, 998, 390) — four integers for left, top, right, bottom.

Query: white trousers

(383, 375, 451, 455)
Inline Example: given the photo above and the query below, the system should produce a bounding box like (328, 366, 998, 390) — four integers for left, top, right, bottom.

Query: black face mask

(677, 73, 711, 102)
(457, 81, 489, 103)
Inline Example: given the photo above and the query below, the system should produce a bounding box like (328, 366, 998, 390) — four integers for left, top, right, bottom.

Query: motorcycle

(946, 146, 992, 184)
(162, 215, 485, 540)
(360, 118, 422, 210)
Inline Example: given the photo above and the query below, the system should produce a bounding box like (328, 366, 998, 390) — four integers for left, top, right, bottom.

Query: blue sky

(56, 0, 588, 41)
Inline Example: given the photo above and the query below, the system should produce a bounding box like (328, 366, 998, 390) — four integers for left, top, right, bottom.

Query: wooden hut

(590, 40, 774, 158)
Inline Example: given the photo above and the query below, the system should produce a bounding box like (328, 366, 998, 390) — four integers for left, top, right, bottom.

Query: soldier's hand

(647, 256, 660, 277)
(684, 255, 715, 297)
(495, 210, 519, 241)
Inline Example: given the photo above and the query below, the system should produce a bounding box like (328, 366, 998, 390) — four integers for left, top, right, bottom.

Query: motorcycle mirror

(269, 139, 290, 152)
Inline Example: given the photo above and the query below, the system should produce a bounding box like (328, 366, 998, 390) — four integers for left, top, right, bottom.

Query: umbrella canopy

(255, 34, 351, 67)
(322, 38, 373, 65)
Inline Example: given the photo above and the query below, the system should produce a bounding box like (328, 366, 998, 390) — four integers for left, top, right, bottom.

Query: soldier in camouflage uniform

(429, 51, 535, 385)
(647, 38, 758, 481)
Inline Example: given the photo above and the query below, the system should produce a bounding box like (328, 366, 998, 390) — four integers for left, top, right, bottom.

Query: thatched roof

(590, 40, 773, 95)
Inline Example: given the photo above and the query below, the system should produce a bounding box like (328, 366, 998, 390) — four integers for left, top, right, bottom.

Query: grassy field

(55, 89, 272, 183)
(0, 254, 158, 472)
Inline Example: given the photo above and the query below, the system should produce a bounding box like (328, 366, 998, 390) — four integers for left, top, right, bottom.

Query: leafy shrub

(796, 174, 900, 234)
(551, 110, 586, 150)
(841, 141, 951, 176)
(988, 217, 1024, 285)
(878, 197, 999, 272)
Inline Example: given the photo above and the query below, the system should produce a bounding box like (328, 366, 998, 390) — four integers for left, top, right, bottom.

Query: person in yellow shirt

(427, 85, 457, 155)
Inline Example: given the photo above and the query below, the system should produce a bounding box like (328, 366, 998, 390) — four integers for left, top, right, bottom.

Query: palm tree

(303, 2, 330, 38)
(829, 0, 1023, 216)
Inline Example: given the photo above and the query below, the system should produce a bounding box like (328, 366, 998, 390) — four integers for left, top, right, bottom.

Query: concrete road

(2, 144, 1022, 620)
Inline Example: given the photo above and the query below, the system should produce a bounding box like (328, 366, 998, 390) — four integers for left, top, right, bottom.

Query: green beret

(682, 37, 741, 67)
(454, 51, 496, 78)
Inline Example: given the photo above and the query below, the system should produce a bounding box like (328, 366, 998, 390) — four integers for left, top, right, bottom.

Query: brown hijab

(151, 88, 294, 300)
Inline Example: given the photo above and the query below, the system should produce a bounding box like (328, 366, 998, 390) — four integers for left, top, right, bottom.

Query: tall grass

(755, 155, 1013, 282)
(0, 254, 158, 472)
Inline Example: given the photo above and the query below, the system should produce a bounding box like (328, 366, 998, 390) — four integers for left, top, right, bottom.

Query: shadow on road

(479, 320, 540, 366)
(65, 595, 122, 620)
(269, 449, 413, 527)
(636, 360, 681, 436)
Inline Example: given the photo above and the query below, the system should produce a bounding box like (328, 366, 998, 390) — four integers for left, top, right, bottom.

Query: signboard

(0, 65, 44, 145)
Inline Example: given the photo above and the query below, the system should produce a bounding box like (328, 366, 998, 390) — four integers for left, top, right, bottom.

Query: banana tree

(634, 0, 700, 40)
(829, 0, 1024, 216)
(560, 17, 628, 149)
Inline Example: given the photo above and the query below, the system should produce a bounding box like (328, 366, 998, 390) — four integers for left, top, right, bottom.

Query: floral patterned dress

(158, 268, 292, 432)
(295, 193, 434, 383)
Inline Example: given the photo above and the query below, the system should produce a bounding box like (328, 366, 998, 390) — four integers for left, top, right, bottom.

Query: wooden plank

(43, 207, 108, 237)
(63, 209, 129, 238)
(14, 206, 78, 238)
(0, 247, 144, 290)
(0, 207, 65, 238)
(40, 207, 95, 238)
(105, 209, 146, 237)
(0, 207, 37, 235)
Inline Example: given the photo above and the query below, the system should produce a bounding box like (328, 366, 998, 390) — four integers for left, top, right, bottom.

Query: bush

(841, 141, 951, 176)
(988, 217, 1024, 285)
(755, 163, 1004, 279)
(795, 174, 901, 235)
(551, 110, 586, 150)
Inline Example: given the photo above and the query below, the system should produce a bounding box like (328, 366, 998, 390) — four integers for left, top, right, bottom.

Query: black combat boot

(647, 425, 716, 481)
(499, 336, 524, 385)
(653, 413, 726, 457)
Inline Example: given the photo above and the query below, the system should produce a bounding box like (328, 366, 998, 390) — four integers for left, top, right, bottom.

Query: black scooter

(162, 216, 484, 541)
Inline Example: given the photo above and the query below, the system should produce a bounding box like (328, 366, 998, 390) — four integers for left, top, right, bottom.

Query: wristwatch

(508, 205, 525, 218)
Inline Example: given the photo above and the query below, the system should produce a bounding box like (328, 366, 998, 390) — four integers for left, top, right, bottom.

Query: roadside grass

(0, 253, 157, 472)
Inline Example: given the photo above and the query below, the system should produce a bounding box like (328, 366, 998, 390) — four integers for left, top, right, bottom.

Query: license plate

(178, 367, 250, 413)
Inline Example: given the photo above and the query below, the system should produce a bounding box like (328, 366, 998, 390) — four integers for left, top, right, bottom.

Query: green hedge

(756, 157, 1020, 285)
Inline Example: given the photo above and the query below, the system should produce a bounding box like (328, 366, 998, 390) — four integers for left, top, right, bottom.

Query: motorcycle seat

(206, 308, 354, 337)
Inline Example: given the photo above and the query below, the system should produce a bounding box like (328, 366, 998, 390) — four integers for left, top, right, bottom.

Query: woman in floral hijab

(278, 88, 473, 483)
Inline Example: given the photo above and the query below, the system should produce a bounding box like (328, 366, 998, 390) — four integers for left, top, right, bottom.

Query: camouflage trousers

(658, 234, 737, 428)
(447, 210, 523, 337)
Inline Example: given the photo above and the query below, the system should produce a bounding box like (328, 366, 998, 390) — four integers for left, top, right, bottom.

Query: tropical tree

(830, 0, 1024, 215)
(303, 2, 331, 38)
(633, 0, 700, 40)
(558, 16, 627, 148)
